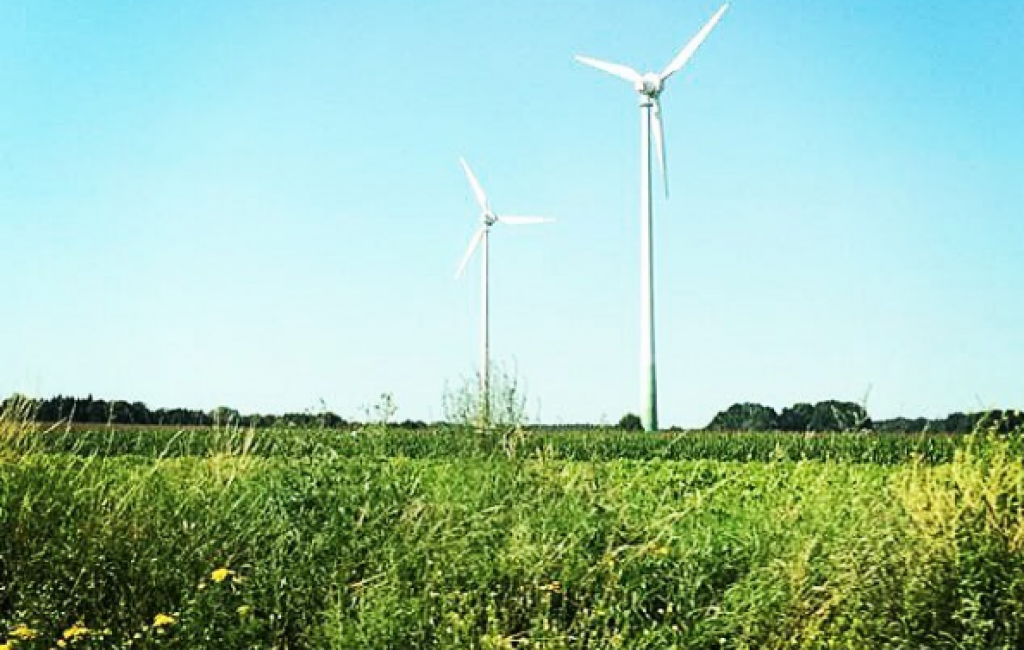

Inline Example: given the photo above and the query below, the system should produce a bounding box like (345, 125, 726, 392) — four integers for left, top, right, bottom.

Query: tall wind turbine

(455, 157, 552, 426)
(575, 4, 729, 432)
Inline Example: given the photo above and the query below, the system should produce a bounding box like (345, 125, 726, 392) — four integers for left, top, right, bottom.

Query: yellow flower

(211, 567, 235, 583)
(57, 641, 67, 648)
(153, 613, 176, 628)
(11, 623, 39, 640)
(63, 622, 90, 640)
(237, 605, 253, 618)
(0, 642, 13, 650)
(539, 580, 562, 593)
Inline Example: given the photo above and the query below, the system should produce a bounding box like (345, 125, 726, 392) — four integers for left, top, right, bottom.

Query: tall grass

(3, 435, 1024, 648)
(0, 394, 39, 458)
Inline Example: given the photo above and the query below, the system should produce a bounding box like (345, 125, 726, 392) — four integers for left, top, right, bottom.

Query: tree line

(0, 394, 428, 430)
(704, 400, 1024, 434)
(4, 393, 1020, 434)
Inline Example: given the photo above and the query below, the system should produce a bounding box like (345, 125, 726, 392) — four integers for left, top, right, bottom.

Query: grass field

(3, 415, 1024, 648)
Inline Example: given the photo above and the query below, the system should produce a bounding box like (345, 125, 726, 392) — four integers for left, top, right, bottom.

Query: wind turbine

(575, 3, 729, 432)
(455, 157, 551, 426)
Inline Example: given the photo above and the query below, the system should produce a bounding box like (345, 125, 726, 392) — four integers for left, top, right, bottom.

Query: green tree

(617, 413, 642, 431)
(807, 400, 872, 432)
(706, 403, 780, 431)
(976, 409, 1024, 435)
(876, 417, 928, 433)
(779, 403, 814, 432)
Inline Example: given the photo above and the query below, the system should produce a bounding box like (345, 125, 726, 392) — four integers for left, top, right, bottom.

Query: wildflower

(63, 622, 90, 640)
(11, 623, 39, 640)
(0, 642, 12, 650)
(539, 580, 562, 593)
(237, 605, 253, 618)
(153, 613, 176, 628)
(211, 567, 235, 583)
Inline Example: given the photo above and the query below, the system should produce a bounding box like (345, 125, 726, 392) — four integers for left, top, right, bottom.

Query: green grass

(2, 414, 1024, 648)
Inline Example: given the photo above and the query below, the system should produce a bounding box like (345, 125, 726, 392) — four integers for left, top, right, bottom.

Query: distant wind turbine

(575, 3, 729, 432)
(455, 157, 552, 426)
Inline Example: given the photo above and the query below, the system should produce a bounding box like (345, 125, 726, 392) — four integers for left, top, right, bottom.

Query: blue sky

(2, 0, 1022, 426)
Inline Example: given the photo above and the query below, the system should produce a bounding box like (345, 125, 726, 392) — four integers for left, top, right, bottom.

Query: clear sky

(2, 1, 1022, 427)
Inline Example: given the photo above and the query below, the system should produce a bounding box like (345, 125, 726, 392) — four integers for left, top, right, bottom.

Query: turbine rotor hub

(636, 73, 662, 99)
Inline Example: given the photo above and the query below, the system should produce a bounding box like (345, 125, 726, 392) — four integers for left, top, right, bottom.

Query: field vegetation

(3, 400, 1024, 648)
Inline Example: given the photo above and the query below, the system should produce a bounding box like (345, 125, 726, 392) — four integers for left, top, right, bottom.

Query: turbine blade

(574, 55, 642, 84)
(497, 216, 554, 225)
(660, 3, 729, 82)
(459, 157, 489, 212)
(651, 97, 668, 199)
(455, 228, 485, 279)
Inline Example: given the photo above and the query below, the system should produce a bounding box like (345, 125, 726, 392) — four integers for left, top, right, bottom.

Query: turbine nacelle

(636, 73, 663, 98)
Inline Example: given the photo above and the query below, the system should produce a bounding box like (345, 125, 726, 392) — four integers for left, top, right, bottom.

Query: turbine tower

(455, 157, 552, 426)
(575, 4, 729, 432)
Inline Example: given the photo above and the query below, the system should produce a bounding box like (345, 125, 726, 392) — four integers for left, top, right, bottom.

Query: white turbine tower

(575, 3, 729, 432)
(455, 157, 552, 426)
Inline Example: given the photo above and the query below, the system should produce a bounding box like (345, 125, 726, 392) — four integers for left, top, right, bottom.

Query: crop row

(6, 424, 1010, 464)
